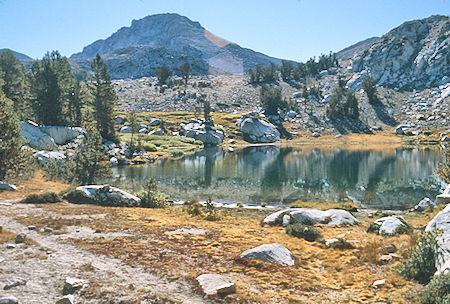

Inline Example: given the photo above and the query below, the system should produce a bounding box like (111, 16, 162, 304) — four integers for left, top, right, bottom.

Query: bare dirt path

(0, 202, 212, 304)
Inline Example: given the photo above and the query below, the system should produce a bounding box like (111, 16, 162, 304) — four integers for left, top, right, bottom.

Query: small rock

(6, 244, 16, 249)
(27, 225, 36, 230)
(44, 227, 53, 233)
(325, 238, 339, 247)
(15, 233, 26, 244)
(56, 295, 74, 304)
(240, 243, 295, 266)
(414, 197, 435, 212)
(4, 278, 27, 290)
(0, 296, 19, 304)
(311, 132, 320, 138)
(372, 279, 386, 288)
(0, 181, 18, 191)
(196, 274, 236, 296)
(335, 134, 342, 138)
(63, 277, 86, 295)
(377, 243, 397, 255)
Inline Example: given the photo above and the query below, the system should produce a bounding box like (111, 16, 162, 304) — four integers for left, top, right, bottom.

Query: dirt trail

(0, 203, 211, 304)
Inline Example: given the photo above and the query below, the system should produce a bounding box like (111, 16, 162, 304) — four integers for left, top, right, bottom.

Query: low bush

(63, 189, 94, 205)
(21, 192, 62, 204)
(142, 142, 157, 152)
(398, 229, 442, 284)
(137, 178, 169, 208)
(419, 274, 450, 304)
(286, 223, 322, 242)
(357, 239, 384, 264)
(329, 238, 355, 250)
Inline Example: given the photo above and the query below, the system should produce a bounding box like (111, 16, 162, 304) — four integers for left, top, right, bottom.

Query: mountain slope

(71, 13, 283, 78)
(336, 37, 379, 60)
(351, 15, 449, 90)
(0, 48, 33, 60)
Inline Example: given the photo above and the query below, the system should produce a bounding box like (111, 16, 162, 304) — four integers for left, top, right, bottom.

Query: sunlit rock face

(352, 15, 449, 90)
(70, 13, 283, 78)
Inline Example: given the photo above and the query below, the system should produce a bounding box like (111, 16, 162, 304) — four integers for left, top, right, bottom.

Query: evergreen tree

(326, 87, 345, 119)
(260, 85, 286, 116)
(127, 110, 139, 152)
(280, 60, 294, 81)
(179, 62, 191, 85)
(345, 90, 359, 119)
(247, 69, 256, 84)
(0, 85, 30, 180)
(91, 54, 117, 142)
(67, 80, 84, 126)
(155, 66, 172, 85)
(30, 51, 74, 125)
(362, 75, 379, 104)
(72, 111, 112, 185)
(0, 49, 28, 118)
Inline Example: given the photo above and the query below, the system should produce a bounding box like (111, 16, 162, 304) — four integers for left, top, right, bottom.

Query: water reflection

(111, 146, 444, 210)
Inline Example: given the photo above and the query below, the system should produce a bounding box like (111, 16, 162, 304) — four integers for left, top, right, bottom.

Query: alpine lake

(111, 144, 445, 210)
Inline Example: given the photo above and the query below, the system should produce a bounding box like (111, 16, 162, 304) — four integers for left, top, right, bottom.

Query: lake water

(111, 145, 445, 210)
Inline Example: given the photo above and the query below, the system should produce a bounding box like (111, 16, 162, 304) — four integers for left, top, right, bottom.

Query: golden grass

(9, 202, 432, 304)
(0, 170, 71, 201)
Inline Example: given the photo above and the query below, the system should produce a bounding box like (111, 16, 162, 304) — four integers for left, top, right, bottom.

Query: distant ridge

(336, 37, 379, 60)
(70, 13, 285, 78)
(0, 48, 33, 60)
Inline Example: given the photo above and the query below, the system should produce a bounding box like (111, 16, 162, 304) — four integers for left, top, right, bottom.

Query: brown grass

(7, 202, 432, 304)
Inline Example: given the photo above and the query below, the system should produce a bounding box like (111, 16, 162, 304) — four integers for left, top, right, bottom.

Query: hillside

(351, 15, 449, 90)
(71, 13, 284, 78)
(0, 48, 33, 60)
(335, 37, 379, 59)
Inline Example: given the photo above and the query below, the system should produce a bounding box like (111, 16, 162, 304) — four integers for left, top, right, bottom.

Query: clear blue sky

(0, 0, 449, 61)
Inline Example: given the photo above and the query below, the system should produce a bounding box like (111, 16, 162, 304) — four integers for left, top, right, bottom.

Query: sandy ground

(0, 202, 212, 304)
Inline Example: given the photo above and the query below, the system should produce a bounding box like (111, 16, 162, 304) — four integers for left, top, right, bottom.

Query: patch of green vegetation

(328, 238, 355, 250)
(137, 178, 169, 208)
(398, 229, 442, 284)
(21, 192, 62, 204)
(286, 223, 322, 242)
(419, 274, 450, 304)
(119, 133, 203, 151)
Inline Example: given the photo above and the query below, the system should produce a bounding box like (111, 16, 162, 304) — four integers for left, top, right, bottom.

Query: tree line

(247, 52, 339, 84)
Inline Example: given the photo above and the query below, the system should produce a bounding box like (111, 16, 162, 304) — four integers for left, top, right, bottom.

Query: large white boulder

(65, 185, 141, 207)
(425, 203, 450, 275)
(33, 151, 66, 164)
(194, 130, 223, 145)
(368, 216, 411, 236)
(20, 121, 57, 150)
(0, 181, 17, 191)
(39, 126, 85, 145)
(262, 208, 359, 227)
(238, 117, 280, 143)
(436, 184, 450, 204)
(414, 197, 436, 212)
(240, 243, 295, 266)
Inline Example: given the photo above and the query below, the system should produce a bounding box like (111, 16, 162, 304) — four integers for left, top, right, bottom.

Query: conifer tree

(30, 51, 74, 125)
(345, 90, 359, 119)
(91, 54, 117, 142)
(67, 80, 84, 126)
(0, 49, 28, 118)
(72, 111, 112, 185)
(280, 60, 294, 81)
(179, 62, 191, 85)
(0, 85, 30, 180)
(155, 66, 172, 85)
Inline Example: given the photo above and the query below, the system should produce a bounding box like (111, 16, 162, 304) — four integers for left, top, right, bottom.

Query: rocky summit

(70, 13, 283, 78)
(352, 15, 449, 90)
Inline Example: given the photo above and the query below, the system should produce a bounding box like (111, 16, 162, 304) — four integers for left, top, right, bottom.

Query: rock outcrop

(180, 121, 224, 145)
(21, 121, 57, 150)
(64, 185, 141, 207)
(262, 208, 359, 227)
(39, 126, 85, 145)
(425, 203, 450, 275)
(367, 216, 411, 236)
(70, 13, 284, 78)
(240, 243, 295, 266)
(238, 117, 280, 143)
(0, 181, 18, 191)
(436, 184, 450, 204)
(352, 15, 449, 90)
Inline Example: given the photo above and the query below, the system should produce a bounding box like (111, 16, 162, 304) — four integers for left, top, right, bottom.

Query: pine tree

(362, 75, 379, 104)
(67, 80, 84, 126)
(0, 85, 30, 181)
(260, 85, 286, 116)
(179, 62, 191, 85)
(30, 51, 74, 125)
(155, 66, 172, 85)
(127, 110, 139, 152)
(91, 54, 117, 142)
(72, 111, 112, 185)
(280, 60, 294, 81)
(0, 49, 28, 118)
(345, 90, 359, 119)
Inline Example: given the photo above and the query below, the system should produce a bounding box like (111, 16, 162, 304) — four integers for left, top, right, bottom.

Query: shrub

(63, 189, 93, 205)
(137, 178, 168, 208)
(286, 223, 322, 242)
(21, 192, 61, 204)
(142, 142, 157, 152)
(236, 201, 244, 208)
(205, 197, 219, 221)
(329, 238, 355, 250)
(419, 274, 450, 304)
(398, 229, 442, 284)
(185, 199, 202, 216)
(357, 239, 384, 264)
